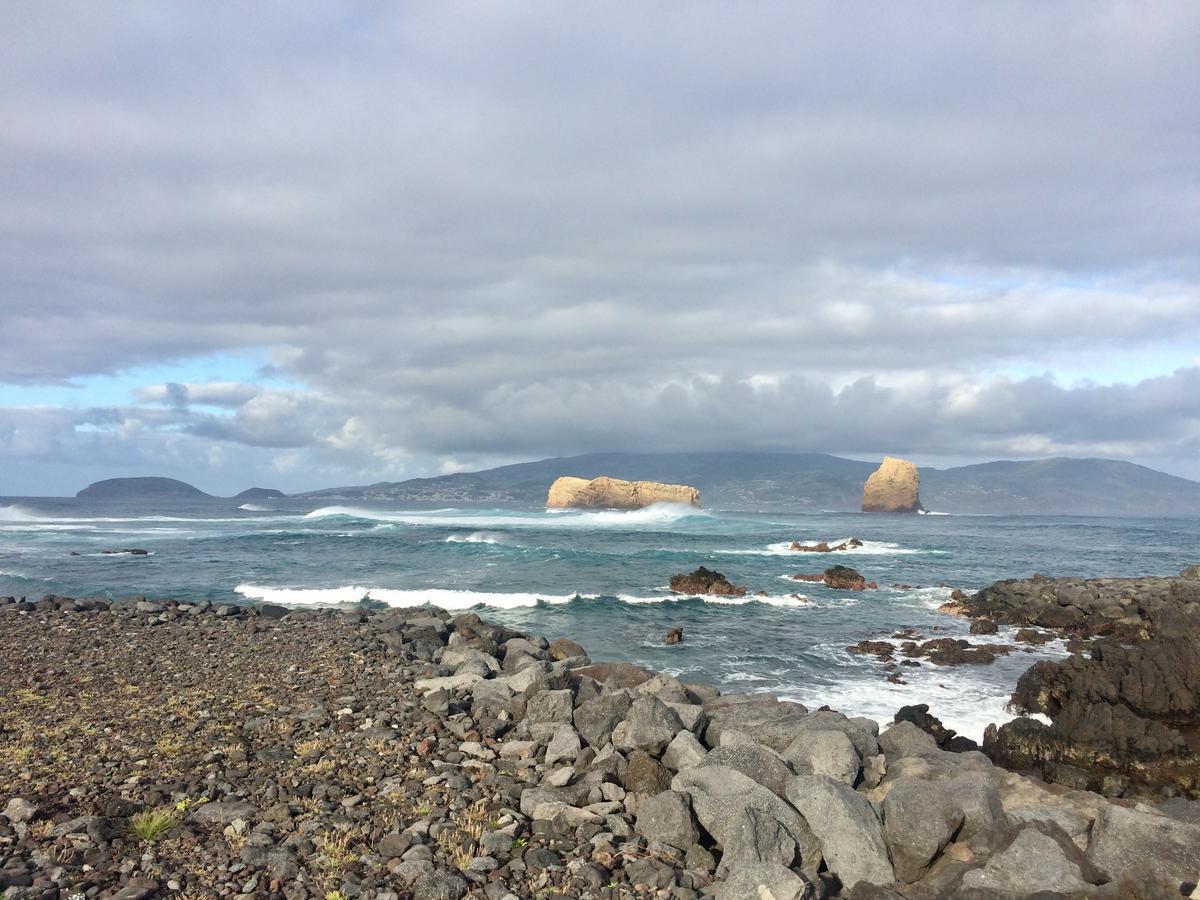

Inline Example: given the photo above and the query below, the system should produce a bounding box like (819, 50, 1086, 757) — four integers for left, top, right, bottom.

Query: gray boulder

(784, 775, 894, 890)
(941, 772, 1005, 840)
(961, 827, 1090, 894)
(714, 862, 812, 900)
(878, 721, 938, 759)
(573, 692, 631, 748)
(782, 729, 861, 786)
(673, 765, 821, 873)
(662, 730, 708, 772)
(1087, 803, 1200, 891)
(543, 726, 582, 768)
(189, 801, 259, 825)
(881, 778, 964, 883)
(634, 790, 700, 851)
(702, 739, 795, 797)
(612, 695, 684, 755)
(525, 689, 574, 725)
(719, 806, 798, 874)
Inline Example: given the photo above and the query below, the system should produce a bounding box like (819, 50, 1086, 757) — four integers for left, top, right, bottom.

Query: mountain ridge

(297, 452, 1200, 517)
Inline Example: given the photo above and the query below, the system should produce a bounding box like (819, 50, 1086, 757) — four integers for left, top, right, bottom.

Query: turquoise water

(2, 497, 1196, 740)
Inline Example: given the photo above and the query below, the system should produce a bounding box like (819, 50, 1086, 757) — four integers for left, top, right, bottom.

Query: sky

(2, 2, 1199, 496)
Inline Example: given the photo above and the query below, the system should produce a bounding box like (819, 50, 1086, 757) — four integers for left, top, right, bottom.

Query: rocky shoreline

(2, 584, 1199, 899)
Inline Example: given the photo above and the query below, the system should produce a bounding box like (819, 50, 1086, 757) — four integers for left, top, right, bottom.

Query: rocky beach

(3, 571, 1199, 900)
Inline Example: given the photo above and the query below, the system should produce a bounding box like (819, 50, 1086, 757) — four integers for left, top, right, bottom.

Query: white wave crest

(0, 505, 48, 522)
(304, 503, 709, 530)
(444, 531, 506, 545)
(717, 538, 930, 556)
(234, 583, 815, 610)
(235, 584, 579, 609)
(238, 503, 271, 512)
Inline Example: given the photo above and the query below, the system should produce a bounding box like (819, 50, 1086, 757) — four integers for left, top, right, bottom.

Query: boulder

(782, 729, 860, 785)
(662, 730, 709, 772)
(702, 738, 796, 796)
(573, 692, 632, 748)
(611, 695, 684, 755)
(672, 766, 822, 873)
(664, 627, 683, 645)
(714, 862, 811, 900)
(861, 456, 921, 513)
(881, 778, 964, 883)
(546, 475, 700, 510)
(960, 827, 1091, 894)
(719, 806, 798, 873)
(1087, 802, 1200, 891)
(634, 790, 699, 851)
(784, 775, 894, 889)
(878, 721, 939, 759)
(547, 637, 587, 660)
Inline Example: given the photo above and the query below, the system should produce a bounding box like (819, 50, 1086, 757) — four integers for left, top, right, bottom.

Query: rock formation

(947, 569, 1200, 799)
(793, 565, 877, 590)
(546, 475, 700, 510)
(668, 567, 746, 597)
(861, 456, 921, 513)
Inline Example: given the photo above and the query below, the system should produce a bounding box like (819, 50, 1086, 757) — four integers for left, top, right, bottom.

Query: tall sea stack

(861, 456, 921, 513)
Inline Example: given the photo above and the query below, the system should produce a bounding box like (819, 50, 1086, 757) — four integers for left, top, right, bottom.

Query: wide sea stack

(546, 475, 700, 509)
(861, 457, 922, 513)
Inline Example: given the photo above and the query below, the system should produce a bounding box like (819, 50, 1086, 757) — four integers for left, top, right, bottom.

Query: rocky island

(3, 570, 1199, 899)
(861, 458, 922, 514)
(546, 476, 700, 510)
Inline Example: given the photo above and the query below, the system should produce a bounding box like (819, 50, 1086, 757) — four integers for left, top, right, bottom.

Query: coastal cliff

(547, 475, 700, 509)
(861, 457, 922, 513)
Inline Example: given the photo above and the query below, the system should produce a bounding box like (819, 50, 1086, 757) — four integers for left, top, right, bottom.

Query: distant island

(76, 477, 212, 500)
(75, 478, 287, 502)
(71, 454, 1200, 516)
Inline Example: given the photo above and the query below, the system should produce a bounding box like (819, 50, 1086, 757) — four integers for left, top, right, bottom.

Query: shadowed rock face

(969, 569, 1200, 799)
(546, 475, 700, 509)
(861, 457, 921, 513)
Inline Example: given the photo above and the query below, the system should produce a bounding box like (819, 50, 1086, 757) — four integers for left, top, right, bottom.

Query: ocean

(2, 497, 1196, 742)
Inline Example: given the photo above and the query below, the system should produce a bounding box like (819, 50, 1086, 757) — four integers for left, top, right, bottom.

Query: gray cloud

(1, 2, 1199, 491)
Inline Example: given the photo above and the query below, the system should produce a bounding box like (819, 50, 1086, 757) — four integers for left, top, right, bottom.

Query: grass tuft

(128, 806, 179, 841)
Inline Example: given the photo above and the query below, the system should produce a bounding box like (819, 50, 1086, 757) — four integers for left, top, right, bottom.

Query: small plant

(174, 795, 209, 813)
(316, 830, 359, 875)
(128, 806, 178, 841)
(326, 893, 348, 900)
(437, 829, 475, 872)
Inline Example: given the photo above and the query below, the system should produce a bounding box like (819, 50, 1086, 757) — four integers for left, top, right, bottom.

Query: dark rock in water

(969, 619, 999, 635)
(100, 548, 149, 555)
(977, 569, 1200, 799)
(664, 627, 683, 645)
(848, 640, 895, 661)
(793, 565, 877, 590)
(669, 566, 746, 597)
(789, 537, 863, 552)
(894, 704, 978, 753)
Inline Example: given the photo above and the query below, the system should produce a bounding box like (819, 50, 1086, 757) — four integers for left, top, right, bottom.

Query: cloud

(0, 3, 1198, 491)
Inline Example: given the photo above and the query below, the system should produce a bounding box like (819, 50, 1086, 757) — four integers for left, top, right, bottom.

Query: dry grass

(128, 806, 179, 841)
(315, 830, 359, 876)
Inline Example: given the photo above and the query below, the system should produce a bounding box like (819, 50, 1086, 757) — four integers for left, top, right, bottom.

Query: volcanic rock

(793, 565, 877, 590)
(669, 566, 747, 597)
(546, 475, 700, 509)
(861, 456, 922, 513)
